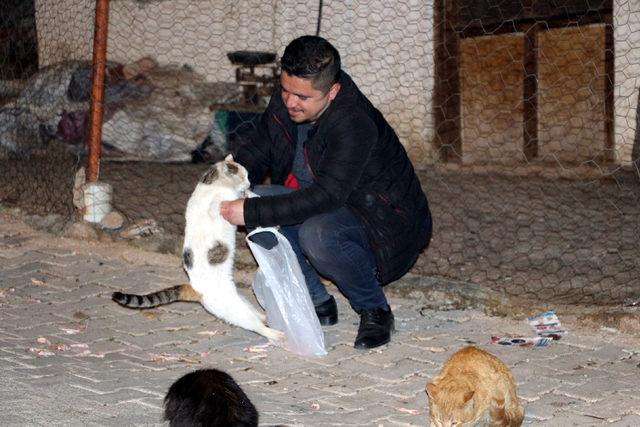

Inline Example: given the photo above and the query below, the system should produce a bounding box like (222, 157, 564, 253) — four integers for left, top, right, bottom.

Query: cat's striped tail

(112, 284, 202, 308)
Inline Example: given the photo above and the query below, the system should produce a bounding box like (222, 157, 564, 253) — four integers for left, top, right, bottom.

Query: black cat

(164, 369, 258, 427)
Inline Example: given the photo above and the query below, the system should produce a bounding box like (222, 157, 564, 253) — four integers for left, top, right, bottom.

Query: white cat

(112, 155, 284, 341)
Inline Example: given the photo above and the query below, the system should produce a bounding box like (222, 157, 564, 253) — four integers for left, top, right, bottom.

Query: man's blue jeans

(251, 185, 388, 311)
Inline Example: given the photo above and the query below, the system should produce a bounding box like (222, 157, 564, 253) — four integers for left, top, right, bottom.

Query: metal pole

(86, 0, 110, 182)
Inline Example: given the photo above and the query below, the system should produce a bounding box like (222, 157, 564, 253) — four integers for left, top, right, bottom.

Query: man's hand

(220, 198, 246, 225)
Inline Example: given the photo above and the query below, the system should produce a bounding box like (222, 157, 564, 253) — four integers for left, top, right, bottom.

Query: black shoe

(354, 307, 394, 349)
(315, 295, 338, 326)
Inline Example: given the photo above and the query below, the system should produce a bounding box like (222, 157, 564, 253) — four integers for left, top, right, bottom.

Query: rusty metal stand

(86, 0, 109, 183)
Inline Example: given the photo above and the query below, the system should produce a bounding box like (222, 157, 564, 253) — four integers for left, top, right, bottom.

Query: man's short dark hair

(280, 35, 341, 93)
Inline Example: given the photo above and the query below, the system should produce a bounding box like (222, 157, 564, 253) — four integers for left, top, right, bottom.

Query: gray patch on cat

(200, 167, 219, 184)
(208, 241, 228, 265)
(183, 248, 193, 269)
(226, 163, 238, 174)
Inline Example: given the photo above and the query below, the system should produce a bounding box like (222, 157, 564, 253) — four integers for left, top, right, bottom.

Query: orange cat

(426, 346, 524, 427)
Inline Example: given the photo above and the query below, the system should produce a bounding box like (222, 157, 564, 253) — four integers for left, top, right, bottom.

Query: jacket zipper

(272, 113, 294, 144)
(272, 113, 299, 184)
(303, 144, 315, 179)
(377, 193, 408, 220)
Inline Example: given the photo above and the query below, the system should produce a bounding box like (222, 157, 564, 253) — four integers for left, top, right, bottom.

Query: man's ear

(328, 82, 341, 101)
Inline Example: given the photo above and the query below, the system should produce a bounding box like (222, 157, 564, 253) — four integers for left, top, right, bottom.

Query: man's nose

(283, 93, 297, 109)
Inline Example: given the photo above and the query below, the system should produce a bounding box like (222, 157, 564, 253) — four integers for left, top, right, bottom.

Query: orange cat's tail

(112, 284, 202, 308)
(490, 397, 524, 427)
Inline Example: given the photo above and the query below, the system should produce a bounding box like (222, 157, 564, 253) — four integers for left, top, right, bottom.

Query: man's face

(280, 71, 340, 123)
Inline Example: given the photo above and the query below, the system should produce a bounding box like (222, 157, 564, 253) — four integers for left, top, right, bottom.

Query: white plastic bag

(246, 227, 327, 357)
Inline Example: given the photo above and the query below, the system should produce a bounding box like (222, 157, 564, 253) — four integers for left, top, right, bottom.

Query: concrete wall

(36, 0, 278, 82)
(35, 0, 94, 63)
(32, 0, 640, 167)
(614, 0, 640, 166)
(308, 1, 435, 163)
(35, 0, 435, 165)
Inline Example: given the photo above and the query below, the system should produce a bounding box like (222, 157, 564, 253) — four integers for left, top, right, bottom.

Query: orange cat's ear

(425, 383, 438, 399)
(463, 390, 475, 403)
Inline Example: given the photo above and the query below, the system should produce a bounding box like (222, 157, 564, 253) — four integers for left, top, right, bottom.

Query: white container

(83, 182, 112, 223)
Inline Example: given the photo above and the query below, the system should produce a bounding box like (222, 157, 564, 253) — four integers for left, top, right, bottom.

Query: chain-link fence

(0, 0, 638, 305)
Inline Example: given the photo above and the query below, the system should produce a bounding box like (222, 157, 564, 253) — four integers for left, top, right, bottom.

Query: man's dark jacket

(235, 71, 432, 284)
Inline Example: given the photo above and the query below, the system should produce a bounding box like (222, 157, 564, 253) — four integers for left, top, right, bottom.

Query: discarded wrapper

(491, 309, 567, 347)
(527, 309, 567, 338)
(491, 336, 553, 347)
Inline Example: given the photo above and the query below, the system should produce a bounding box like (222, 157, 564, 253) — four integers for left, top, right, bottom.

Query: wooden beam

(603, 14, 615, 162)
(457, 8, 613, 38)
(434, 0, 462, 162)
(522, 22, 538, 160)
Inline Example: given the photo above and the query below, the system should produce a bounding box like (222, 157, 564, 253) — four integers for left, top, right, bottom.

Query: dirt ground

(1, 145, 639, 309)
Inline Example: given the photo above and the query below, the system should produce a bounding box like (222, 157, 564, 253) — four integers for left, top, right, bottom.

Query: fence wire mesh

(0, 0, 638, 305)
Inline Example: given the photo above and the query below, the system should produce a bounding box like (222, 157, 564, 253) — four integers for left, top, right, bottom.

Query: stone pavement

(1, 213, 640, 426)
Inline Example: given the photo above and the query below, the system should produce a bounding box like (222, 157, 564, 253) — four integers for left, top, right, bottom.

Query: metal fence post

(86, 0, 109, 182)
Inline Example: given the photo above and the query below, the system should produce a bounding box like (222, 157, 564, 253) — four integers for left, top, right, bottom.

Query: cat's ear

(461, 390, 475, 410)
(225, 154, 234, 162)
(223, 161, 239, 176)
(425, 383, 438, 399)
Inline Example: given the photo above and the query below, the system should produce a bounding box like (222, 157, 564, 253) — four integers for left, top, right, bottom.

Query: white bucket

(83, 182, 112, 223)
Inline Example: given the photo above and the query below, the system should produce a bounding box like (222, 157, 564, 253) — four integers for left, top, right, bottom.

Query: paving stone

(360, 357, 433, 382)
(554, 375, 633, 402)
(516, 377, 563, 402)
(0, 250, 59, 266)
(550, 366, 609, 387)
(524, 392, 584, 420)
(606, 413, 640, 426)
(572, 391, 640, 422)
(548, 410, 612, 426)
